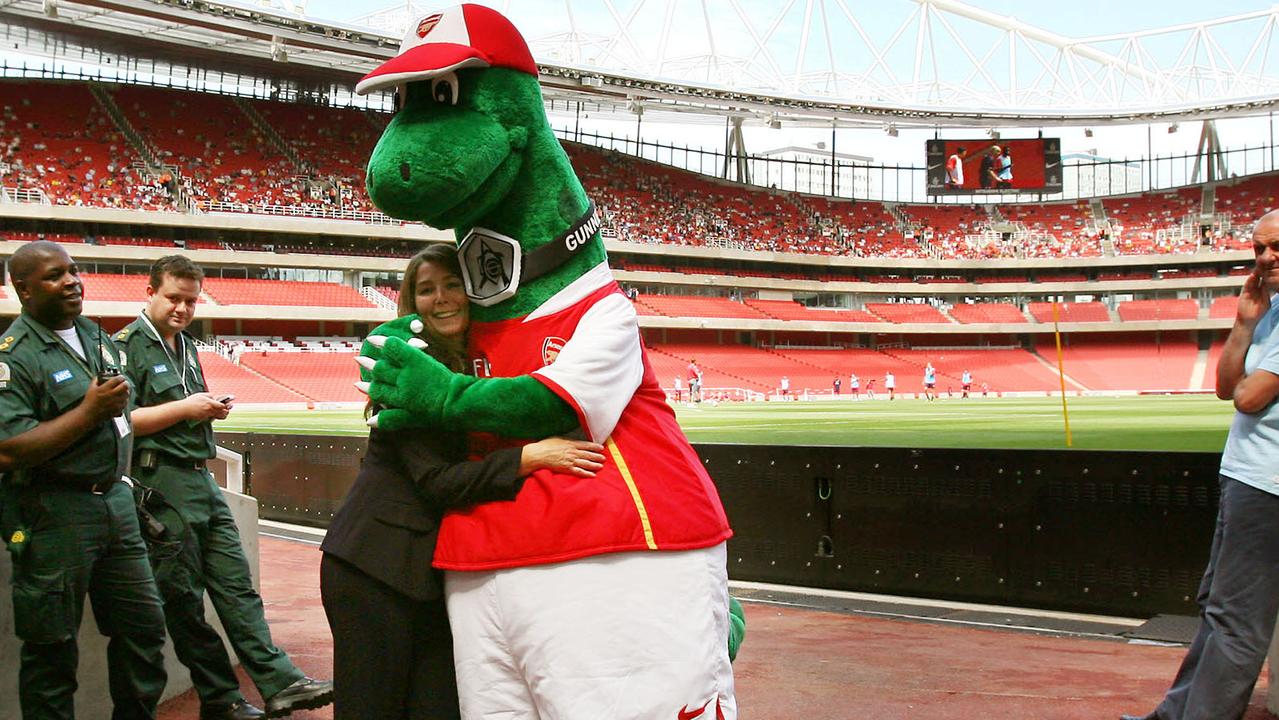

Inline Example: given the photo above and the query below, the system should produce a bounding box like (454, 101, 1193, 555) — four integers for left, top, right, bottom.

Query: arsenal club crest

(458, 227, 522, 306)
(541, 337, 566, 366)
(416, 13, 442, 38)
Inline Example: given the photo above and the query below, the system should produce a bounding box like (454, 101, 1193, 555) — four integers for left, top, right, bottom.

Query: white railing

(198, 200, 402, 225)
(0, 186, 51, 205)
(360, 286, 397, 312)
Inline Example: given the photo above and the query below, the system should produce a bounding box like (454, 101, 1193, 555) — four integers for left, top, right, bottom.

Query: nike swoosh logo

(677, 697, 715, 720)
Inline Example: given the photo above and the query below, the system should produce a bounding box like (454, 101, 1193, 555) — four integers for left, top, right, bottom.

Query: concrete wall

(0, 488, 259, 720)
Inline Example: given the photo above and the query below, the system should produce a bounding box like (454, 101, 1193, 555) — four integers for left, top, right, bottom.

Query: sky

(293, 0, 1279, 172)
(302, 0, 1273, 38)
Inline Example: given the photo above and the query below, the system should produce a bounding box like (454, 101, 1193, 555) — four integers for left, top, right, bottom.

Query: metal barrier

(217, 432, 1221, 618)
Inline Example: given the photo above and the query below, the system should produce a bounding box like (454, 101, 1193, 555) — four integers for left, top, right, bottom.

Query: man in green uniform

(116, 255, 333, 720)
(0, 240, 168, 720)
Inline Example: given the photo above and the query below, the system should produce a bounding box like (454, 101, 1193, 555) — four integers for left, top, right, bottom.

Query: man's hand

(355, 335, 453, 431)
(83, 375, 129, 422)
(183, 392, 231, 421)
(1237, 258, 1274, 329)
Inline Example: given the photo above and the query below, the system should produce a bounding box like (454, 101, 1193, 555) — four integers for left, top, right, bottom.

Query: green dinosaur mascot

(354, 5, 740, 718)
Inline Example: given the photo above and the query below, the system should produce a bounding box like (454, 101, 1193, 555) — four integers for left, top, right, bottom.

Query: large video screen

(926, 138, 1062, 195)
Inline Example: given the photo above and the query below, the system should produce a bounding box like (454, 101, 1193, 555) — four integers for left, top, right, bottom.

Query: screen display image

(926, 138, 1062, 195)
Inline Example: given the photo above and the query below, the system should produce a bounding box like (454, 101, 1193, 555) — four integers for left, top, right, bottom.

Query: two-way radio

(95, 318, 120, 384)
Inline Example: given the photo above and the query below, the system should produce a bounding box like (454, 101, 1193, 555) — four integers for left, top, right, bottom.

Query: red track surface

(159, 537, 1275, 719)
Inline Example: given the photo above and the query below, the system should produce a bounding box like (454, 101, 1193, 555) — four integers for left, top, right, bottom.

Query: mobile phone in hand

(217, 394, 235, 404)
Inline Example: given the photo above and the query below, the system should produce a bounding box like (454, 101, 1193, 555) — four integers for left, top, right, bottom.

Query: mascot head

(357, 4, 605, 320)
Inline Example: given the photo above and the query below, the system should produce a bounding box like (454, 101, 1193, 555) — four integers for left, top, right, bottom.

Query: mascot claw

(367, 335, 388, 348)
(407, 337, 428, 350)
(410, 318, 424, 334)
(365, 414, 380, 429)
(355, 356, 377, 371)
(354, 381, 371, 395)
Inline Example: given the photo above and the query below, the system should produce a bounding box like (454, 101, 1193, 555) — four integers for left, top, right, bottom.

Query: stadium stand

(0, 79, 1274, 263)
(947, 302, 1031, 324)
(111, 84, 303, 208)
(81, 273, 150, 302)
(1026, 301, 1112, 323)
(1104, 189, 1201, 255)
(1034, 336, 1198, 391)
(1210, 295, 1239, 319)
(201, 278, 374, 308)
(0, 81, 170, 209)
(865, 303, 952, 323)
(744, 299, 880, 323)
(898, 203, 990, 258)
(249, 99, 383, 213)
(634, 294, 771, 319)
(879, 347, 1065, 393)
(237, 351, 365, 402)
(1116, 299, 1200, 321)
(197, 350, 310, 404)
(1215, 174, 1279, 228)
(647, 343, 1071, 394)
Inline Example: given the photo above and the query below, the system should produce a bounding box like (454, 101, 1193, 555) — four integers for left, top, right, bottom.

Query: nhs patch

(153, 364, 169, 374)
(52, 369, 73, 383)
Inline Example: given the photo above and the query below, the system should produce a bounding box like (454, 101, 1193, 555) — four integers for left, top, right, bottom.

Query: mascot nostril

(352, 4, 739, 717)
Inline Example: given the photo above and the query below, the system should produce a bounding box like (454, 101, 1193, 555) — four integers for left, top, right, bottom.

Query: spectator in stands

(885, 372, 896, 400)
(323, 244, 604, 720)
(945, 147, 966, 189)
(980, 146, 999, 190)
(116, 255, 334, 720)
(996, 146, 1013, 189)
(687, 358, 703, 404)
(1124, 210, 1279, 720)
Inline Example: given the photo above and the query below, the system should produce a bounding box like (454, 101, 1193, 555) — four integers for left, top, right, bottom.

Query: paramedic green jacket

(0, 311, 167, 720)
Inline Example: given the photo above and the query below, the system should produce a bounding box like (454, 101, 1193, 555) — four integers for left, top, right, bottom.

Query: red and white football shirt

(433, 263, 732, 570)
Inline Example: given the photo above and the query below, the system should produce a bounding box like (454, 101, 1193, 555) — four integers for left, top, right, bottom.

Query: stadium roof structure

(7, 0, 1279, 129)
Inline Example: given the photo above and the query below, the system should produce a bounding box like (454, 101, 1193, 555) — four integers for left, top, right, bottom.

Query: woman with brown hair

(320, 243, 604, 719)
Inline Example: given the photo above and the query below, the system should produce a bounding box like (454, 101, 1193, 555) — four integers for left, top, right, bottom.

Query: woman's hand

(519, 438, 606, 477)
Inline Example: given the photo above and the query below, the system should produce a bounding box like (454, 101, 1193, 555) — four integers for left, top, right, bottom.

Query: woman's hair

(397, 243, 467, 373)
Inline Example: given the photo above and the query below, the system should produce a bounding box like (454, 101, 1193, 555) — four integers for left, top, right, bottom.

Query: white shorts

(445, 542, 736, 720)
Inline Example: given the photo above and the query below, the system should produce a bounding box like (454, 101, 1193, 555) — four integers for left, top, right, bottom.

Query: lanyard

(139, 313, 189, 395)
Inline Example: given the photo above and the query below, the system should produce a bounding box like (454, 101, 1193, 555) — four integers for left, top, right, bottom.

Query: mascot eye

(431, 72, 460, 106)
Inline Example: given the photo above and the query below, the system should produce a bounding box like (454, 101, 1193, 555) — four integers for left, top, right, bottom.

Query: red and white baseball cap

(355, 4, 538, 96)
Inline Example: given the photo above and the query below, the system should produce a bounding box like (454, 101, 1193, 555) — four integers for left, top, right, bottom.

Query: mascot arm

(362, 294, 643, 440)
(362, 335, 579, 437)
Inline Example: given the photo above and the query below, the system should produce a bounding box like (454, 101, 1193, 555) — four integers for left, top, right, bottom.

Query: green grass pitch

(215, 394, 1235, 452)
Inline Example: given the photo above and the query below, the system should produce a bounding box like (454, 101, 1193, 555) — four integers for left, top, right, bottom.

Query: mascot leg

(445, 544, 736, 720)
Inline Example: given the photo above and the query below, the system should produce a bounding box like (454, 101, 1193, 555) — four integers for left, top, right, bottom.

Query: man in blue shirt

(1123, 209, 1279, 720)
